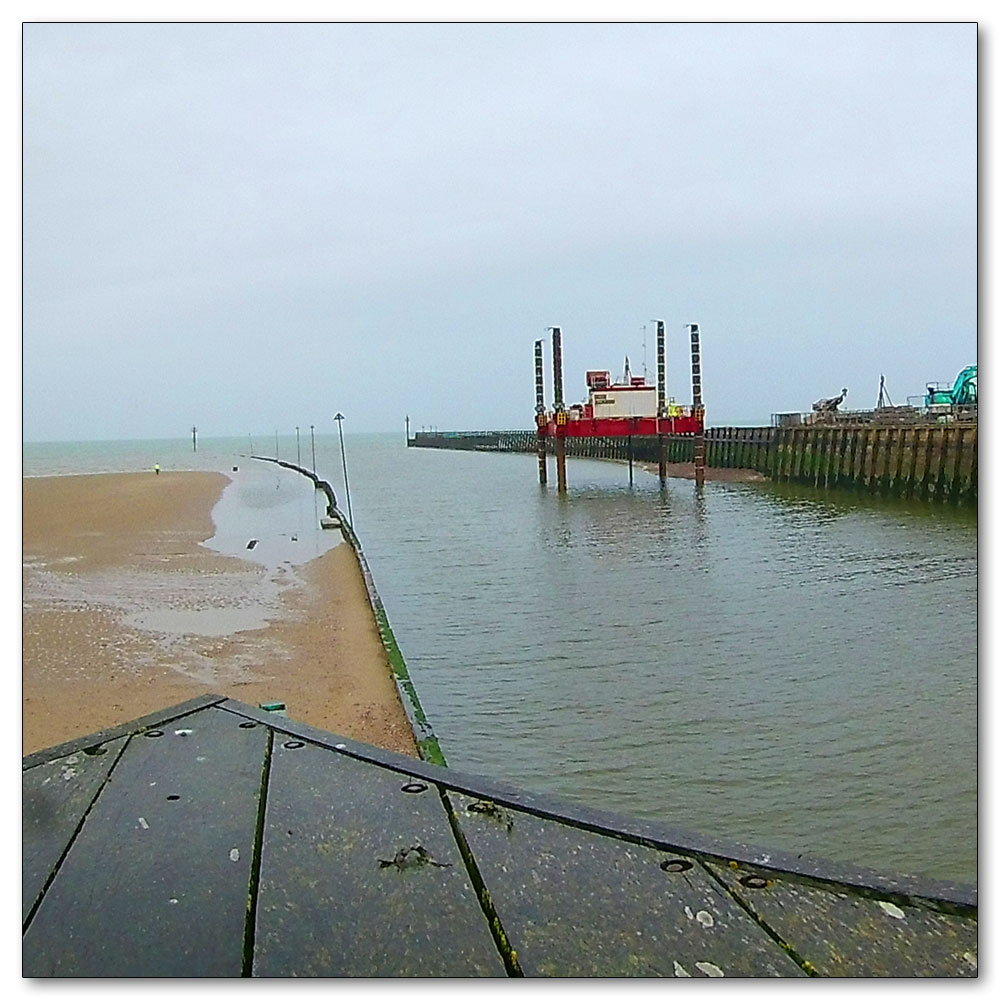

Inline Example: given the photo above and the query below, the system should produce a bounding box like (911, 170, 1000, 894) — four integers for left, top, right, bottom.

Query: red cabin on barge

(539, 363, 704, 438)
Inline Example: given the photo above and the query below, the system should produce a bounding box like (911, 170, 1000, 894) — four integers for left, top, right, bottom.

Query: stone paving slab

(22, 735, 128, 924)
(706, 861, 979, 977)
(253, 737, 504, 976)
(449, 791, 804, 977)
(22, 698, 978, 978)
(23, 707, 267, 976)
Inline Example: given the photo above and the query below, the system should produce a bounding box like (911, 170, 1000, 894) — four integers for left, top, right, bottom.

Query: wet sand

(639, 460, 766, 483)
(22, 471, 418, 757)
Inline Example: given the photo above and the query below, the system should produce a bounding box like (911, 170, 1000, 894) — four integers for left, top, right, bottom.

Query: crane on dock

(812, 387, 848, 413)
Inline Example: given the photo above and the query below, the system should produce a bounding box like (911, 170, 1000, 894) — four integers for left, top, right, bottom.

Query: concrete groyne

(410, 423, 977, 506)
(251, 455, 446, 764)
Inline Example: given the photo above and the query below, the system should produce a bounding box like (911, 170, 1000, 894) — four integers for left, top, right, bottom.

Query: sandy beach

(22, 471, 418, 758)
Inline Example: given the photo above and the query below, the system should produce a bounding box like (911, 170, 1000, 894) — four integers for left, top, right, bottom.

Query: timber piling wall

(410, 423, 977, 505)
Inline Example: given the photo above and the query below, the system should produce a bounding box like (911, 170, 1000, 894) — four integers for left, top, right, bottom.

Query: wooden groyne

(410, 423, 977, 505)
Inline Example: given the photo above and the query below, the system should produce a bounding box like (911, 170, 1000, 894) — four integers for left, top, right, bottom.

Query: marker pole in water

(551, 326, 567, 492)
(656, 319, 666, 483)
(534, 339, 547, 484)
(689, 323, 705, 487)
(310, 425, 316, 473)
(296, 426, 301, 467)
(334, 412, 354, 527)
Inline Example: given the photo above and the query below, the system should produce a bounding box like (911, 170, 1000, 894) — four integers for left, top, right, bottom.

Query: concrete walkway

(23, 696, 977, 978)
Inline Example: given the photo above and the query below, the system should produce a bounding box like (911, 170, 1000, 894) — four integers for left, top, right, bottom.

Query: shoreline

(22, 470, 418, 757)
(637, 459, 766, 483)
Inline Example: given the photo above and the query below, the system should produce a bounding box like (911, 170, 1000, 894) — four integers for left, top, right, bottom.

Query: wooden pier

(24, 696, 977, 977)
(410, 421, 977, 506)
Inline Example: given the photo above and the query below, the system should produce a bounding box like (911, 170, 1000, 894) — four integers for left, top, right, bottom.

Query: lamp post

(334, 412, 353, 527)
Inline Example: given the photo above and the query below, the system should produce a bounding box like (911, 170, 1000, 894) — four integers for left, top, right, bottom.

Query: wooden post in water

(941, 425, 962, 501)
(913, 427, 931, 498)
(551, 326, 567, 492)
(655, 319, 667, 483)
(192, 426, 197, 452)
(927, 425, 946, 500)
(689, 324, 705, 486)
(958, 424, 977, 504)
(534, 339, 547, 484)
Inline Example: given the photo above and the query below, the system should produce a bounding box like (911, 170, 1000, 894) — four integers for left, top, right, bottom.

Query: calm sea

(22, 432, 978, 886)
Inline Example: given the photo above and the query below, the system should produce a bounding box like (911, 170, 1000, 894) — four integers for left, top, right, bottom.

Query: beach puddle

(204, 464, 343, 569)
(24, 559, 301, 639)
(125, 606, 276, 637)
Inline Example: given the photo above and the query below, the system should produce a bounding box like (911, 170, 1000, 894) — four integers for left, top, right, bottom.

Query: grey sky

(22, 21, 977, 441)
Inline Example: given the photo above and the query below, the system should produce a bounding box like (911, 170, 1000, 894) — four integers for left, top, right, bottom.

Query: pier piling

(552, 326, 567, 492)
(535, 340, 547, 485)
(409, 421, 975, 506)
(689, 324, 705, 487)
(656, 320, 667, 483)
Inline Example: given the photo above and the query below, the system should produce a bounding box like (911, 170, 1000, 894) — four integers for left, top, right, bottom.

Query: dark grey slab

(22, 694, 226, 770)
(22, 708, 268, 977)
(219, 700, 976, 910)
(22, 736, 128, 924)
(252, 738, 504, 977)
(219, 700, 976, 913)
(449, 792, 804, 978)
(706, 862, 978, 977)
(21, 697, 980, 980)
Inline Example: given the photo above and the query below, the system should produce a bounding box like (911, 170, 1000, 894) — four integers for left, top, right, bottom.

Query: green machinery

(925, 364, 977, 407)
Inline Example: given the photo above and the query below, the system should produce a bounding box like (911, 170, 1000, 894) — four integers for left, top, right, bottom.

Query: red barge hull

(541, 414, 704, 437)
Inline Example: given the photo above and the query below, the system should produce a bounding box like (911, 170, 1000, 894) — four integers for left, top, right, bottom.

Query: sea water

(22, 433, 978, 885)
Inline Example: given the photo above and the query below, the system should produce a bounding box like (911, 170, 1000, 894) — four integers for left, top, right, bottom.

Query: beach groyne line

(251, 456, 447, 765)
(409, 423, 977, 505)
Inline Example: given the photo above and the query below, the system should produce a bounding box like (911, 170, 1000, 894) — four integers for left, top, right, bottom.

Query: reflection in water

(348, 438, 976, 886)
(205, 461, 342, 569)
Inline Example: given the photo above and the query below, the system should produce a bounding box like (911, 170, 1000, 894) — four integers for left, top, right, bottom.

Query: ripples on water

(23, 435, 977, 885)
(346, 439, 977, 886)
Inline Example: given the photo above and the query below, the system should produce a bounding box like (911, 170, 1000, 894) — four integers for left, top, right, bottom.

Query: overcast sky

(22, 21, 977, 441)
